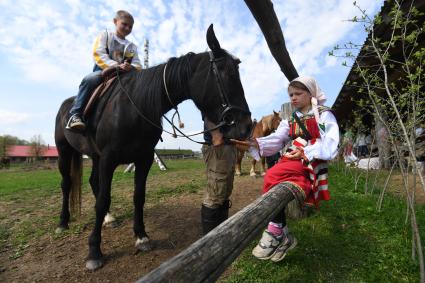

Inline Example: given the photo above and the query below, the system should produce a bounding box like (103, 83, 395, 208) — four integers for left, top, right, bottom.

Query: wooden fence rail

(136, 182, 295, 283)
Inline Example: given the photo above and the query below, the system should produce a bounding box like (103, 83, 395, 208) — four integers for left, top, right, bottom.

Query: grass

(1, 159, 423, 281)
(223, 163, 425, 283)
(0, 159, 205, 257)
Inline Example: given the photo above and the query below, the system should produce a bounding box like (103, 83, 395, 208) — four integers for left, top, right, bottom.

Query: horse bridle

(208, 51, 251, 128)
(118, 50, 252, 144)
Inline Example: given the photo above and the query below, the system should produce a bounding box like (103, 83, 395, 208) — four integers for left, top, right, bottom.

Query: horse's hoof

(250, 172, 257, 177)
(55, 226, 68, 234)
(86, 259, 103, 271)
(261, 172, 266, 176)
(103, 220, 118, 228)
(235, 172, 241, 176)
(135, 237, 152, 252)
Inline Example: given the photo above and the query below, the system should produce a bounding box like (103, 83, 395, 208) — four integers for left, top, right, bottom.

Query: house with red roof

(6, 145, 58, 162)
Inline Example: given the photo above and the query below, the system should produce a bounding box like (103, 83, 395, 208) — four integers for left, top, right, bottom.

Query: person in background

(355, 132, 368, 157)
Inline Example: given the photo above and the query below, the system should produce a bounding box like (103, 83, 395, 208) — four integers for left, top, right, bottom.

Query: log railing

(136, 183, 294, 283)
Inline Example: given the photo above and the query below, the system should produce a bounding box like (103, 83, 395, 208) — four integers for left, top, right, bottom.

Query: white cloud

(0, 0, 383, 150)
(0, 110, 30, 124)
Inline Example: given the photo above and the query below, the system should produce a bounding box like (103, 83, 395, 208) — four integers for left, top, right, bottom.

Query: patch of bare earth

(0, 170, 264, 283)
(387, 173, 425, 205)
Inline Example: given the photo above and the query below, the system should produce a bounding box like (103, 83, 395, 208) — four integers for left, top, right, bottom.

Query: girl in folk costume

(231, 76, 339, 262)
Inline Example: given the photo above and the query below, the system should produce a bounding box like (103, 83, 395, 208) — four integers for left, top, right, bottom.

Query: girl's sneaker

(270, 233, 297, 262)
(252, 230, 283, 260)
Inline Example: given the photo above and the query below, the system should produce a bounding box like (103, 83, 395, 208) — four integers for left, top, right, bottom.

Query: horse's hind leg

(134, 155, 154, 252)
(89, 156, 117, 227)
(56, 146, 73, 233)
(86, 154, 117, 271)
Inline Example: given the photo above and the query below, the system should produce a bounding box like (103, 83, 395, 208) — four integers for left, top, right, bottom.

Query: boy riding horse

(67, 10, 142, 131)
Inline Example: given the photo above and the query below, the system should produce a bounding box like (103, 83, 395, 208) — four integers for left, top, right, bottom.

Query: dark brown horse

(235, 111, 281, 177)
(54, 25, 252, 271)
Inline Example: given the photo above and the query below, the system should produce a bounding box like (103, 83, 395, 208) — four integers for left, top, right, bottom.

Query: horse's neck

(252, 121, 265, 138)
(160, 91, 187, 115)
(158, 60, 196, 115)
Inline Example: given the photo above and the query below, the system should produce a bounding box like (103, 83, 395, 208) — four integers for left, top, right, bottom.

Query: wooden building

(332, 0, 425, 167)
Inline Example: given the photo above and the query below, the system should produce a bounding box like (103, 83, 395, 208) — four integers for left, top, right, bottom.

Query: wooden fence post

(136, 183, 295, 283)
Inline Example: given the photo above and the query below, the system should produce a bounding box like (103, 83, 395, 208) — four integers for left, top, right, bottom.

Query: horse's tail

(70, 151, 83, 217)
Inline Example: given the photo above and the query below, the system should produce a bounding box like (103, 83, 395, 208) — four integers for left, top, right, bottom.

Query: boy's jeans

(69, 70, 103, 115)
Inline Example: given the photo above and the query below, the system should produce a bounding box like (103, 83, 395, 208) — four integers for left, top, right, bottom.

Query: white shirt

(250, 110, 340, 162)
(92, 31, 142, 70)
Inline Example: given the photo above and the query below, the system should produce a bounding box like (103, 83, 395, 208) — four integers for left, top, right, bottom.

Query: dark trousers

(70, 71, 103, 115)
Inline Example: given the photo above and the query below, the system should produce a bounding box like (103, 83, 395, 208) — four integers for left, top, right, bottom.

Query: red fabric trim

(305, 118, 320, 138)
(318, 190, 331, 201)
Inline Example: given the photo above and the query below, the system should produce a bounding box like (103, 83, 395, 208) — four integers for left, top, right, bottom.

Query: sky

(0, 0, 384, 151)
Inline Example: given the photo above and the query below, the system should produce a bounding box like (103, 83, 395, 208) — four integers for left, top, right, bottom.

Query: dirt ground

(0, 171, 264, 283)
(387, 174, 425, 205)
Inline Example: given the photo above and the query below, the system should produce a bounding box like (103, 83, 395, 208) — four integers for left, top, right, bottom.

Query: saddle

(83, 75, 117, 117)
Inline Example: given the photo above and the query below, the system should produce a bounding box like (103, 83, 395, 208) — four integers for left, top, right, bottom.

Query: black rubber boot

(220, 199, 231, 222)
(201, 205, 222, 235)
(201, 200, 232, 235)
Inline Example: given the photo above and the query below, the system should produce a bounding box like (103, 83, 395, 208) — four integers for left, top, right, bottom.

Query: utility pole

(144, 39, 149, 69)
(124, 38, 168, 172)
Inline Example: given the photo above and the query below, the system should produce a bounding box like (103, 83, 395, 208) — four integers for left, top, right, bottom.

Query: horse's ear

(207, 24, 222, 56)
(273, 110, 278, 115)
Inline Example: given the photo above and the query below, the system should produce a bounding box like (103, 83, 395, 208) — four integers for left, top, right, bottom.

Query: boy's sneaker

(252, 230, 283, 260)
(270, 233, 297, 262)
(66, 114, 86, 131)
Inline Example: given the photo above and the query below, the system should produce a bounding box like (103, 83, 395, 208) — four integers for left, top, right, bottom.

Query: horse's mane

(132, 52, 195, 123)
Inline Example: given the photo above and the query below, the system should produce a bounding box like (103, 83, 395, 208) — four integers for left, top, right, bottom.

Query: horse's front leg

(250, 158, 257, 177)
(235, 150, 243, 176)
(261, 156, 267, 176)
(134, 155, 154, 252)
(86, 156, 117, 271)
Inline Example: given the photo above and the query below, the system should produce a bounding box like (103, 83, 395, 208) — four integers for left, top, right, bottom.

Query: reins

(115, 66, 226, 145)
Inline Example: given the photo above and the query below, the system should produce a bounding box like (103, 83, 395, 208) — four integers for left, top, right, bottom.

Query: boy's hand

(119, 62, 132, 72)
(230, 138, 259, 151)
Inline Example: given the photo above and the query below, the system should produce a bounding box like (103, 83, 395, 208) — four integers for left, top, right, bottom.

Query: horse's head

(261, 111, 282, 136)
(189, 24, 252, 141)
(271, 111, 282, 130)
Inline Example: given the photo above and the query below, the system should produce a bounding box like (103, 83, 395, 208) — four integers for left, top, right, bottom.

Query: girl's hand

(283, 149, 303, 160)
(284, 148, 309, 163)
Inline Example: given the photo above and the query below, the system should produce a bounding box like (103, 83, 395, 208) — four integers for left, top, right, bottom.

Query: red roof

(6, 145, 58, 157)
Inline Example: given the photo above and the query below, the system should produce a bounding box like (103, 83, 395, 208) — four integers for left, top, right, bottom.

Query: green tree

(30, 135, 45, 161)
(0, 135, 29, 157)
(332, 1, 425, 280)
